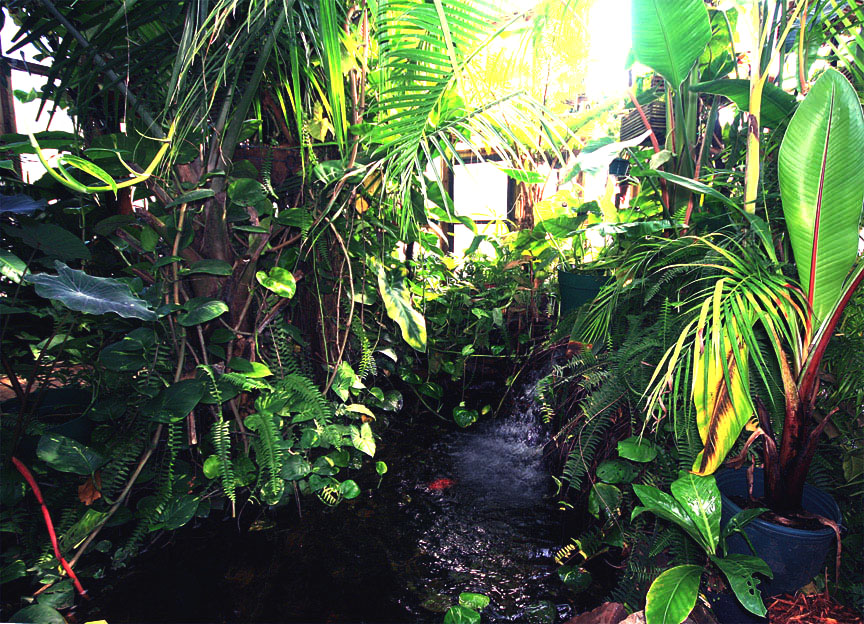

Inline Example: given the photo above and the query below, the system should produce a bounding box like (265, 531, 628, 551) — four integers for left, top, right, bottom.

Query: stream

(89, 371, 575, 623)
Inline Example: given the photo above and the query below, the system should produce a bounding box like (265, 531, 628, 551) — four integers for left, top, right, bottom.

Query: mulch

(768, 592, 864, 624)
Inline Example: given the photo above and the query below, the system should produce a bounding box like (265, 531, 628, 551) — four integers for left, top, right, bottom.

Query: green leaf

(444, 605, 480, 624)
(37, 433, 105, 475)
(588, 483, 622, 519)
(177, 297, 228, 326)
(374, 261, 427, 352)
(632, 484, 709, 552)
(158, 494, 200, 530)
(458, 593, 490, 610)
(339, 479, 361, 499)
(720, 508, 768, 547)
(4, 223, 90, 260)
(631, 0, 711, 87)
(596, 459, 638, 484)
(690, 79, 797, 127)
(350, 422, 376, 457)
(453, 405, 478, 428)
(670, 472, 721, 553)
(0, 250, 27, 283)
(143, 379, 205, 423)
(376, 461, 388, 476)
(499, 167, 546, 184)
(139, 225, 159, 252)
(228, 357, 272, 378)
(227, 178, 268, 206)
(164, 189, 216, 209)
(203, 455, 221, 479)
(99, 334, 148, 371)
(558, 565, 592, 593)
(645, 565, 702, 624)
(710, 554, 772, 617)
(617, 436, 659, 462)
(59, 154, 118, 194)
(332, 361, 362, 401)
(778, 69, 864, 323)
(185, 259, 233, 276)
(255, 267, 296, 298)
(1, 560, 26, 584)
(282, 455, 311, 480)
(10, 604, 66, 624)
(26, 261, 156, 320)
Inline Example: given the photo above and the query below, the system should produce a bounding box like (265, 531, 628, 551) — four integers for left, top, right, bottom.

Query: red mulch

(768, 592, 863, 624)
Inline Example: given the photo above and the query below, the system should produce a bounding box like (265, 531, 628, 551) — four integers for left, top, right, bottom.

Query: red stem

(11, 457, 87, 598)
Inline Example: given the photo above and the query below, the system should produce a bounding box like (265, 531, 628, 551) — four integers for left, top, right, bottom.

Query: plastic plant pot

(557, 269, 607, 314)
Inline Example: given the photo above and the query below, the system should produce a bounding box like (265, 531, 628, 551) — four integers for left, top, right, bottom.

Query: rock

(564, 602, 628, 624)
(619, 611, 702, 624)
(525, 600, 558, 624)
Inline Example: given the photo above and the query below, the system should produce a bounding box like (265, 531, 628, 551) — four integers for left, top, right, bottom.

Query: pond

(86, 372, 578, 623)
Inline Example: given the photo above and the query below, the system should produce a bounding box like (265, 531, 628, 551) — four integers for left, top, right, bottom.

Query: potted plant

(643, 67, 863, 607)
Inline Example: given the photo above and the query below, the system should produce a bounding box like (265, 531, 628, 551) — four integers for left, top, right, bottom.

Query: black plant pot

(716, 467, 841, 598)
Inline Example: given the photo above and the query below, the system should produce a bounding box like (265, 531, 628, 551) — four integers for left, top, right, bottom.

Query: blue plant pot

(716, 467, 841, 599)
(557, 269, 607, 314)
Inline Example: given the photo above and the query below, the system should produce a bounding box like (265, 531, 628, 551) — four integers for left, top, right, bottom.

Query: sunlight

(585, 0, 632, 98)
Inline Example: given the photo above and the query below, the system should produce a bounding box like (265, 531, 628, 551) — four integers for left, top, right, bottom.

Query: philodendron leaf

(710, 554, 773, 617)
(374, 260, 427, 352)
(350, 422, 376, 457)
(617, 436, 659, 462)
(670, 472, 721, 554)
(25, 262, 156, 320)
(443, 605, 480, 624)
(177, 297, 228, 326)
(37, 433, 105, 475)
(632, 484, 710, 553)
(256, 267, 296, 298)
(143, 379, 205, 423)
(645, 564, 702, 624)
(631, 0, 711, 87)
(778, 69, 864, 324)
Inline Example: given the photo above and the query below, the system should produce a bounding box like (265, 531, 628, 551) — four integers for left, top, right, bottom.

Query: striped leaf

(778, 69, 864, 324)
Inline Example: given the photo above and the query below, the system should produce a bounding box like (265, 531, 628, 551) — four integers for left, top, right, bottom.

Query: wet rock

(564, 602, 628, 624)
(619, 611, 700, 624)
(420, 593, 453, 613)
(525, 600, 557, 624)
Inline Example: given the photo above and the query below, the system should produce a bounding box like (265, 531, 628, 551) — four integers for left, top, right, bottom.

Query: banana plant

(645, 68, 864, 512)
(634, 472, 771, 624)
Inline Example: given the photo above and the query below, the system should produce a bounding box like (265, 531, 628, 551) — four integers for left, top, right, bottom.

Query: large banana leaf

(631, 0, 711, 88)
(778, 69, 864, 324)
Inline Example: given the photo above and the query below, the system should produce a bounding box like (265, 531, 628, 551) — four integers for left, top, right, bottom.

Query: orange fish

(426, 478, 455, 491)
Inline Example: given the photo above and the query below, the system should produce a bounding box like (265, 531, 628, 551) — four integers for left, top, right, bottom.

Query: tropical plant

(633, 472, 773, 622)
(643, 68, 864, 512)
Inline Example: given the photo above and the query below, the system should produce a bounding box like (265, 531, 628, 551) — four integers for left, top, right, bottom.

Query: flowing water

(91, 369, 574, 623)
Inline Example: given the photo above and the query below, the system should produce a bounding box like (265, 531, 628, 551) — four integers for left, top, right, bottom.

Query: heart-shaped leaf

(177, 297, 228, 326)
(256, 267, 296, 298)
(37, 433, 105, 475)
(26, 261, 156, 320)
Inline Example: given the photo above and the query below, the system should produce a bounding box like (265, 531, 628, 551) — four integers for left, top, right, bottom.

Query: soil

(768, 592, 864, 624)
(728, 494, 827, 532)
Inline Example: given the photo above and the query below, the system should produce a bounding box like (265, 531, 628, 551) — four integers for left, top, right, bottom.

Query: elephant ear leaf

(631, 0, 712, 88)
(26, 261, 157, 320)
(778, 69, 864, 324)
(691, 288, 753, 476)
